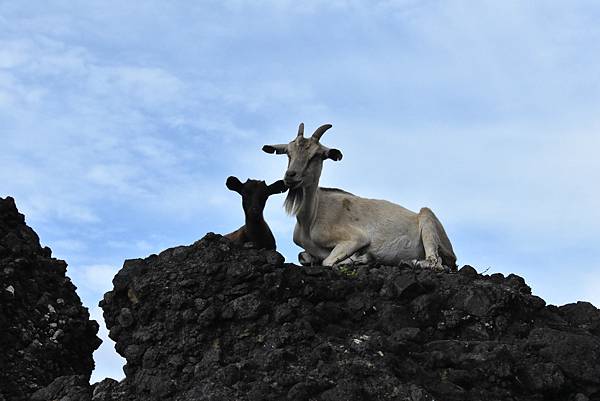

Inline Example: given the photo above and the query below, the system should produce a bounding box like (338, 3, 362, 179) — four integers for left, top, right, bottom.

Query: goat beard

(284, 187, 303, 216)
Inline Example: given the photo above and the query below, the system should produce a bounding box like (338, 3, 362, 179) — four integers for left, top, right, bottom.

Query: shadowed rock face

(32, 232, 600, 401)
(0, 197, 101, 400)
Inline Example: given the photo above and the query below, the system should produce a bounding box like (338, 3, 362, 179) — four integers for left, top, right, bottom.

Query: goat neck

(244, 210, 265, 231)
(294, 176, 320, 231)
(245, 212, 275, 248)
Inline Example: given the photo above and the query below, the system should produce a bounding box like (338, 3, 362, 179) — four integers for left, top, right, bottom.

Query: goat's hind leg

(417, 207, 445, 271)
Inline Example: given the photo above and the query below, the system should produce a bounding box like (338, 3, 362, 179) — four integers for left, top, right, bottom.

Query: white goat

(263, 123, 457, 270)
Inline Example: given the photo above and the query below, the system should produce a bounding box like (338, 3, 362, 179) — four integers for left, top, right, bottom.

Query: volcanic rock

(0, 197, 101, 400)
(26, 229, 600, 400)
(81, 233, 600, 400)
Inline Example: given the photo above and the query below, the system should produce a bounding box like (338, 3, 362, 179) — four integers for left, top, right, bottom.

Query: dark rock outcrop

(29, 231, 600, 400)
(0, 197, 101, 400)
(76, 233, 599, 401)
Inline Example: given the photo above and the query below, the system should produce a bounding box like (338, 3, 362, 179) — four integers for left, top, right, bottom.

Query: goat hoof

(298, 252, 313, 266)
(413, 258, 447, 272)
(433, 264, 449, 273)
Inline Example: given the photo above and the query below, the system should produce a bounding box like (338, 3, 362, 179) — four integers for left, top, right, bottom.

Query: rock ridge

(39, 232, 600, 400)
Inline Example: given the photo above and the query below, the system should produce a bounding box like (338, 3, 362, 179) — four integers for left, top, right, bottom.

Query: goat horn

(311, 124, 332, 141)
(297, 122, 304, 137)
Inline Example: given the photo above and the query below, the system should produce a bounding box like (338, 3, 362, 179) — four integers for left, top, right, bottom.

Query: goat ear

(262, 144, 288, 154)
(326, 148, 343, 161)
(267, 180, 288, 195)
(226, 176, 244, 193)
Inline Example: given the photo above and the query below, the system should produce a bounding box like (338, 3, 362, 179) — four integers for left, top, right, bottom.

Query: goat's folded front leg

(298, 251, 322, 266)
(336, 251, 372, 266)
(322, 236, 370, 267)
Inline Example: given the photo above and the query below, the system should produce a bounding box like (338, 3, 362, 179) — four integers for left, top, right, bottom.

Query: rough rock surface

(81, 233, 600, 401)
(31, 232, 600, 400)
(0, 197, 101, 400)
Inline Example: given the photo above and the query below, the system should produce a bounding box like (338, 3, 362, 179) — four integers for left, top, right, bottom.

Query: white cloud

(50, 239, 87, 253)
(68, 264, 119, 297)
(85, 264, 120, 288)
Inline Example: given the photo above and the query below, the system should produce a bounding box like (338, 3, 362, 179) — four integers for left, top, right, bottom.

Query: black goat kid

(224, 176, 287, 250)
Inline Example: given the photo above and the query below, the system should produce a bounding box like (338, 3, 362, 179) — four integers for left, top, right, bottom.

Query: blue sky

(1, 0, 599, 383)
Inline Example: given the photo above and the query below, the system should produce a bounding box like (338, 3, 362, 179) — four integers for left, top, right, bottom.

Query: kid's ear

(226, 176, 244, 193)
(325, 148, 343, 161)
(267, 180, 288, 195)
